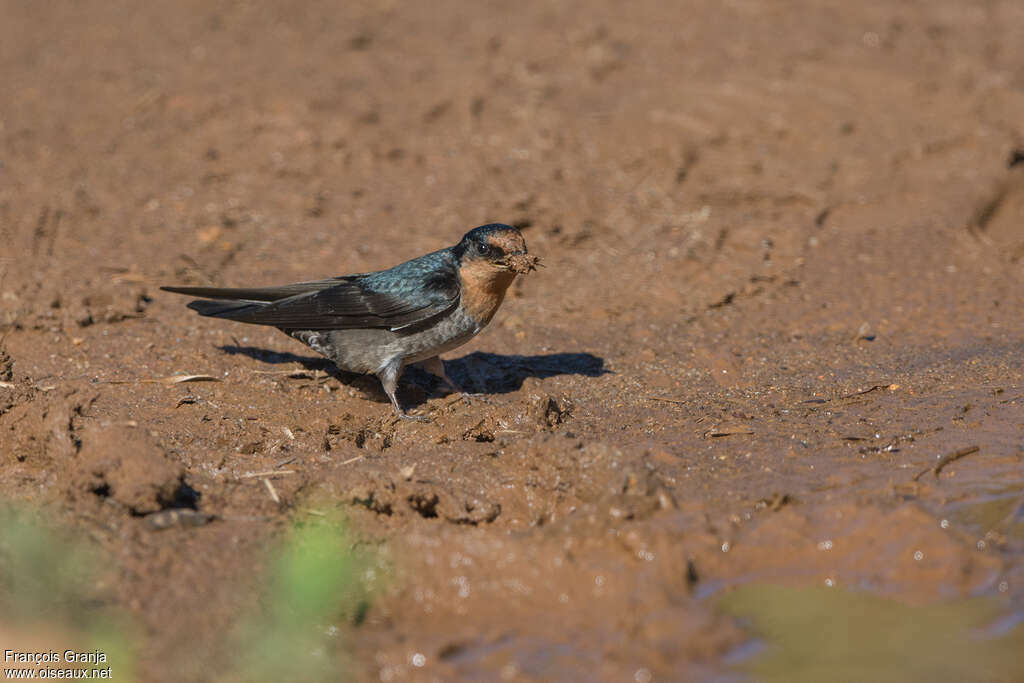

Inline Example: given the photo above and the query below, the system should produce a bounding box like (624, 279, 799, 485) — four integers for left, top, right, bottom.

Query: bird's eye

(477, 242, 492, 257)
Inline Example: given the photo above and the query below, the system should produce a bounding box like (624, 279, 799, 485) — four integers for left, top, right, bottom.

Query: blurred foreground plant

(232, 508, 371, 683)
(0, 506, 134, 681)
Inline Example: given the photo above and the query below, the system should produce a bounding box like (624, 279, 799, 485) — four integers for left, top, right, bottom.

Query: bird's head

(455, 224, 540, 274)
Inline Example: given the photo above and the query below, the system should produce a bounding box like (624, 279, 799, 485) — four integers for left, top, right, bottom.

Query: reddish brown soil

(2, 1, 1024, 680)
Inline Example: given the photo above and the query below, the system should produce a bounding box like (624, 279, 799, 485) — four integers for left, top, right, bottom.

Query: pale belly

(287, 305, 483, 375)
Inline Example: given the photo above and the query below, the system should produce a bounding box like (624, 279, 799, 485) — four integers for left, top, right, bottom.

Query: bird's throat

(459, 261, 517, 326)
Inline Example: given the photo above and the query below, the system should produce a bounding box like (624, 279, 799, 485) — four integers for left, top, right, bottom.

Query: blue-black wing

(161, 249, 460, 331)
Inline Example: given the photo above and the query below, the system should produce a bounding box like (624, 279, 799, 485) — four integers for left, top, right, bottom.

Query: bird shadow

(218, 345, 609, 407)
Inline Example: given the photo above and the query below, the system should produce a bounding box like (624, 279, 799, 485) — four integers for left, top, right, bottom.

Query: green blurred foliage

(0, 504, 376, 683)
(233, 509, 370, 683)
(0, 506, 135, 682)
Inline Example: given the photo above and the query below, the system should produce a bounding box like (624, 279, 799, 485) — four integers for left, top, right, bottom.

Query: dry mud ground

(2, 1, 1024, 681)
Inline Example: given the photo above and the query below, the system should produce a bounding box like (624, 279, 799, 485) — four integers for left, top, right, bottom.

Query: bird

(162, 223, 540, 418)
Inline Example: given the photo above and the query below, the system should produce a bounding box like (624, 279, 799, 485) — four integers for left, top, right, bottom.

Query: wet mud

(2, 0, 1023, 680)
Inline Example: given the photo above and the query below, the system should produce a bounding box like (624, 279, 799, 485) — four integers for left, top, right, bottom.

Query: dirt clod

(0, 347, 13, 382)
(144, 508, 216, 531)
(66, 425, 187, 515)
(527, 392, 573, 429)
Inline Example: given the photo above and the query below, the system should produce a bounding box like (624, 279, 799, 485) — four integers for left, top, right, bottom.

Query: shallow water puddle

(719, 585, 1024, 682)
(941, 484, 1024, 543)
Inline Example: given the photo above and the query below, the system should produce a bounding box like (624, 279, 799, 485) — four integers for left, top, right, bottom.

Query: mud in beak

(500, 252, 542, 274)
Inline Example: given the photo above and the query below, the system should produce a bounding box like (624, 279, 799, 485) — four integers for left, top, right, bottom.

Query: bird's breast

(458, 261, 517, 326)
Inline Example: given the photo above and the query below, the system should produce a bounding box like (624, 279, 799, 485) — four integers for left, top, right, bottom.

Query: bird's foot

(384, 384, 430, 422)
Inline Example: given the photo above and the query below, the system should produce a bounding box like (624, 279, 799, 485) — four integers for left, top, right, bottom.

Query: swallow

(162, 223, 540, 418)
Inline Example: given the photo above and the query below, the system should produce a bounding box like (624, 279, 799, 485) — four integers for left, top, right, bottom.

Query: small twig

(252, 369, 317, 379)
(237, 469, 296, 479)
(340, 455, 364, 465)
(274, 456, 297, 468)
(704, 427, 754, 438)
(933, 445, 980, 476)
(100, 374, 221, 385)
(162, 374, 221, 384)
(839, 384, 890, 399)
(646, 396, 687, 405)
(262, 478, 280, 504)
(913, 445, 980, 481)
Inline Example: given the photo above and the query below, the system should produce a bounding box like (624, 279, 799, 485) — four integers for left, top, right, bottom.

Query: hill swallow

(162, 224, 539, 417)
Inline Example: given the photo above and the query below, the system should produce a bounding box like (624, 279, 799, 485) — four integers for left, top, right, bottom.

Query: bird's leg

(376, 356, 429, 421)
(417, 356, 490, 405)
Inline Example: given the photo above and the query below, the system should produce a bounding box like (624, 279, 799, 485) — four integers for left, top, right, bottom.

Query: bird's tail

(161, 285, 277, 322)
(183, 298, 265, 320)
(161, 279, 344, 323)
(161, 285, 299, 302)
